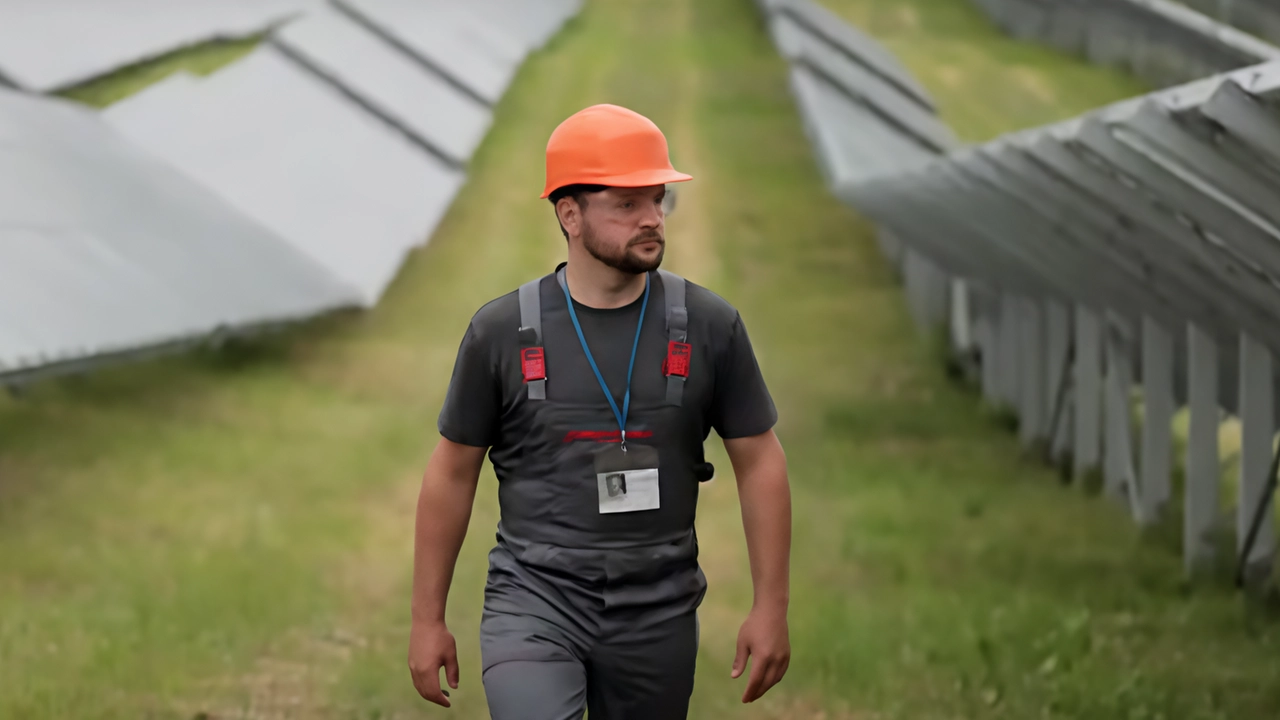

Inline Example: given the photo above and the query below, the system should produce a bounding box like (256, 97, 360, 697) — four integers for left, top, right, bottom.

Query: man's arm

(724, 429, 792, 704)
(407, 437, 487, 708)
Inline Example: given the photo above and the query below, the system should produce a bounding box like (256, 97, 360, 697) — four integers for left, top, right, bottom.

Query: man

(408, 103, 792, 718)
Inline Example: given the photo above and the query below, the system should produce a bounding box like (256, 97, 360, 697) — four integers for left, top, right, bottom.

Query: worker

(408, 103, 792, 718)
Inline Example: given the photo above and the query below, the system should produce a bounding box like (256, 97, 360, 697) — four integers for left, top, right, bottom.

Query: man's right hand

(409, 621, 460, 707)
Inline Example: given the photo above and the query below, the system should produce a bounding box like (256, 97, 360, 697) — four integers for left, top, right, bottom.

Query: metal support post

(951, 278, 973, 356)
(1104, 317, 1143, 521)
(977, 310, 999, 404)
(1140, 316, 1175, 521)
(924, 256, 950, 330)
(1236, 333, 1276, 588)
(1046, 301, 1073, 464)
(1185, 323, 1220, 576)
(1018, 297, 1047, 448)
(999, 293, 1021, 409)
(1074, 305, 1103, 483)
(903, 249, 927, 334)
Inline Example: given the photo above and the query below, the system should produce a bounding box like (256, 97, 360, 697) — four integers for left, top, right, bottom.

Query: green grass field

(2, 0, 1277, 717)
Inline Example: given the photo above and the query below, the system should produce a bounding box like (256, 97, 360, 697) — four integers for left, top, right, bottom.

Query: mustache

(628, 232, 664, 246)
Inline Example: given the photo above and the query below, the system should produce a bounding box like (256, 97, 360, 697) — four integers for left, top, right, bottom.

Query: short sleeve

(709, 313, 777, 439)
(437, 322, 501, 447)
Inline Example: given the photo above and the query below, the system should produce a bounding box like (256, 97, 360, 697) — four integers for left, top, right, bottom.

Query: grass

(56, 37, 261, 106)
(0, 0, 1277, 717)
(819, 0, 1149, 142)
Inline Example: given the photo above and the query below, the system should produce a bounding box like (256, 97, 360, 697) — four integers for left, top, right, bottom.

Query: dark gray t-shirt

(438, 270, 777, 458)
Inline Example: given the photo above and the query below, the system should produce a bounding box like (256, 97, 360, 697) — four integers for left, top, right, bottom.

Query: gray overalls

(480, 266, 706, 719)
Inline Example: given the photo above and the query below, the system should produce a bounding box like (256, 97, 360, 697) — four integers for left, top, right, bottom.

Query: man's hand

(724, 430, 792, 703)
(408, 438, 484, 707)
(731, 604, 791, 703)
(409, 621, 459, 707)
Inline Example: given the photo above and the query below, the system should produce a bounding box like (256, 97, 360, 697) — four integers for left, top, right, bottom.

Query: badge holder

(561, 270, 661, 513)
(594, 441, 660, 514)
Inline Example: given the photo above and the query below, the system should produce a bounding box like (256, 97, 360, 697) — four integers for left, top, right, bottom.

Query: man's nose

(638, 201, 662, 229)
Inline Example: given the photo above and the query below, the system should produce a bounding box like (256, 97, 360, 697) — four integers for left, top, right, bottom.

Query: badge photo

(606, 473, 627, 497)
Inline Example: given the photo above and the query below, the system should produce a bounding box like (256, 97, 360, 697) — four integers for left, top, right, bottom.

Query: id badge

(593, 443, 660, 514)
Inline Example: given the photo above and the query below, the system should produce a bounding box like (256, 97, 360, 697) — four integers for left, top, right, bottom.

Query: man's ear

(556, 197, 582, 238)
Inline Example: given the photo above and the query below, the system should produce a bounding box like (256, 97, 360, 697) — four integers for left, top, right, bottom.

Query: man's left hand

(731, 605, 791, 703)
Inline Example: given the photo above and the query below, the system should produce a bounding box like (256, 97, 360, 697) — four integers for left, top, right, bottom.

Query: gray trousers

(480, 548, 700, 719)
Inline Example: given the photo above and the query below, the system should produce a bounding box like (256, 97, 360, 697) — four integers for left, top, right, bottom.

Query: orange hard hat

(541, 104, 693, 198)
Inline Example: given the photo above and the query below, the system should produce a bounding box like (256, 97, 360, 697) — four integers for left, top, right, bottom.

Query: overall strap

(658, 269, 689, 406)
(518, 278, 546, 400)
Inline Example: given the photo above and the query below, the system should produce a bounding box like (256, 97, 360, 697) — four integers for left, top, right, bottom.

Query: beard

(582, 223, 665, 274)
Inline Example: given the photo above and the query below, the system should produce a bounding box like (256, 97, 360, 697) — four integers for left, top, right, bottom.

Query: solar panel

(788, 67, 935, 189)
(0, 87, 357, 380)
(104, 45, 466, 307)
(464, 0, 585, 51)
(410, 0, 530, 63)
(273, 5, 493, 166)
(332, 0, 521, 105)
(769, 0, 936, 112)
(770, 13, 956, 152)
(0, 0, 313, 92)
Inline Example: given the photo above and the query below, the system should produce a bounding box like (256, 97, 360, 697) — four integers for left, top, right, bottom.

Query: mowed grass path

(1, 0, 1277, 717)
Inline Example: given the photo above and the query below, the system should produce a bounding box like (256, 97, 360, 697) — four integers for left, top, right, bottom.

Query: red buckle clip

(521, 347, 546, 382)
(664, 341, 691, 378)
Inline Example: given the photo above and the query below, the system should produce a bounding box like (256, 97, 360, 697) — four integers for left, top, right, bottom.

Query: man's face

(577, 185, 667, 274)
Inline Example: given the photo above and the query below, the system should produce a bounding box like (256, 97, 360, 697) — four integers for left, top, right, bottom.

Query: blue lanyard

(561, 270, 650, 452)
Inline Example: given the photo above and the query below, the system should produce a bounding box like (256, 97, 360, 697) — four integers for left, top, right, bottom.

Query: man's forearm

(731, 435, 792, 611)
(411, 441, 483, 625)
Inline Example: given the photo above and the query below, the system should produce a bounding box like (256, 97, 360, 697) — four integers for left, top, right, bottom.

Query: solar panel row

(755, 0, 956, 338)
(758, 0, 1280, 580)
(970, 0, 1280, 88)
(0, 0, 582, 385)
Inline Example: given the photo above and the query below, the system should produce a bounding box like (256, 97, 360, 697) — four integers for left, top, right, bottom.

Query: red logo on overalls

(664, 341, 691, 378)
(521, 347, 546, 382)
(562, 430, 655, 443)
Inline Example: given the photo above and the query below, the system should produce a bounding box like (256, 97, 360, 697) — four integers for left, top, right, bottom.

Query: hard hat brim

(540, 168, 693, 199)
